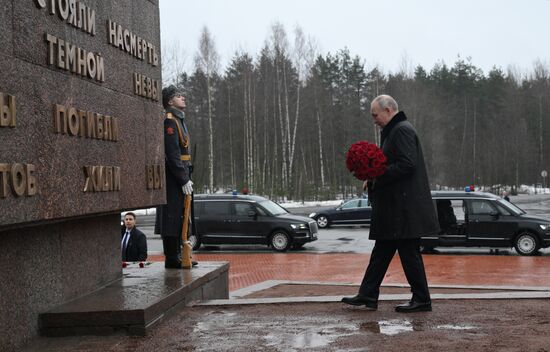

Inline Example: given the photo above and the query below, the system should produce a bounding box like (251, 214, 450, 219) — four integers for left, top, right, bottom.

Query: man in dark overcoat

(155, 85, 195, 269)
(342, 94, 439, 312)
(121, 212, 148, 262)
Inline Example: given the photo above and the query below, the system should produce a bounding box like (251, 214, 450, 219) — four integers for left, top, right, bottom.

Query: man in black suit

(121, 212, 148, 262)
(342, 95, 439, 312)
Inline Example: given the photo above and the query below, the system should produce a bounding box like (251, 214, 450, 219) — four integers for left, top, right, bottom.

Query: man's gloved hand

(182, 180, 193, 194)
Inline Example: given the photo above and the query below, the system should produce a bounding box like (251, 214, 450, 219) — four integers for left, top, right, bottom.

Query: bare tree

(195, 26, 220, 192)
(270, 22, 290, 193)
(162, 41, 188, 86)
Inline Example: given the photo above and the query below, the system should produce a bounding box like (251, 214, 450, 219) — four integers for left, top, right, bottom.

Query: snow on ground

(123, 185, 550, 217)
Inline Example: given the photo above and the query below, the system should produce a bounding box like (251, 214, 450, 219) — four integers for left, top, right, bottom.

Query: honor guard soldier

(155, 85, 196, 268)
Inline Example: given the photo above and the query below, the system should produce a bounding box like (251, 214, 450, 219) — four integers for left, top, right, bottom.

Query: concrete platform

(38, 261, 229, 337)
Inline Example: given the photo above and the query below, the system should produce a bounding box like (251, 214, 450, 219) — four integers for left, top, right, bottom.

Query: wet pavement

(23, 300, 550, 351)
(21, 251, 550, 351)
(21, 194, 550, 351)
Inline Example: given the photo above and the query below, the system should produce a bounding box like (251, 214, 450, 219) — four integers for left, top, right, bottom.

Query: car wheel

(316, 215, 329, 228)
(188, 233, 201, 250)
(270, 231, 291, 252)
(514, 231, 539, 256)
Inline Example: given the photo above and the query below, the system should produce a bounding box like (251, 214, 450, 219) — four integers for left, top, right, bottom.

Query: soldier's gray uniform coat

(155, 107, 191, 238)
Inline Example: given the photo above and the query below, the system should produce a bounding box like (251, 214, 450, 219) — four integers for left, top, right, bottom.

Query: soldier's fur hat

(162, 85, 182, 109)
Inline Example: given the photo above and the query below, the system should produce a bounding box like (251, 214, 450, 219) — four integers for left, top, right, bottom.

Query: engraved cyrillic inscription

(83, 166, 121, 192)
(0, 163, 37, 198)
(0, 93, 16, 127)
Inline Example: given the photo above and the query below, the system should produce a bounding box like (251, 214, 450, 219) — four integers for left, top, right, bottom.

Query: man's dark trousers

(359, 238, 430, 302)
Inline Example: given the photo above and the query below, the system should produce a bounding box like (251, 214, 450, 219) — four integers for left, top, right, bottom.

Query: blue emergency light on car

(464, 185, 475, 192)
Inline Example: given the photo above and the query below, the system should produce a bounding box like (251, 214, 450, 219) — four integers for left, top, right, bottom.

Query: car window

(450, 200, 466, 221)
(496, 199, 525, 215)
(204, 201, 231, 216)
(234, 202, 254, 216)
(494, 202, 512, 216)
(341, 199, 360, 209)
(358, 200, 370, 208)
(255, 205, 267, 216)
(259, 200, 287, 216)
(469, 200, 497, 215)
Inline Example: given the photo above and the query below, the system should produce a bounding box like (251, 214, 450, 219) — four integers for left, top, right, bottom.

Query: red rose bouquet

(346, 141, 387, 181)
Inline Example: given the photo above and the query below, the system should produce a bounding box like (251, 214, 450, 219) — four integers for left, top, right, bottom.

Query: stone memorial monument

(0, 0, 167, 349)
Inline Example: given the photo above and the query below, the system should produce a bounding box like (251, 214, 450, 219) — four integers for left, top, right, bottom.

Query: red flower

(139, 262, 144, 268)
(346, 141, 388, 181)
(122, 262, 127, 268)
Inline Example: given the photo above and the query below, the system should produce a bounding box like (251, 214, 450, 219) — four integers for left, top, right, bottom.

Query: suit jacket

(121, 227, 148, 261)
(368, 111, 439, 240)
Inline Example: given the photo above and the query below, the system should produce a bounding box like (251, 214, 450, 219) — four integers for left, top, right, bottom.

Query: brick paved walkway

(148, 253, 550, 291)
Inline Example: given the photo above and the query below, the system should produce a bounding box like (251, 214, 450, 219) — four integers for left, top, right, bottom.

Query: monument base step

(39, 261, 229, 336)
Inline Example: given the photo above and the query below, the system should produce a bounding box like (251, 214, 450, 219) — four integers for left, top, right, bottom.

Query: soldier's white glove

(182, 180, 193, 195)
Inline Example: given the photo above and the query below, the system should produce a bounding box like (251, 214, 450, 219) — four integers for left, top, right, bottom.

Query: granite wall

(0, 215, 120, 351)
(0, 0, 164, 228)
(0, 0, 163, 349)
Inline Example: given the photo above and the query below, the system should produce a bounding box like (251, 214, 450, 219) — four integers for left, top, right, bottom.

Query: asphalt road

(137, 193, 550, 256)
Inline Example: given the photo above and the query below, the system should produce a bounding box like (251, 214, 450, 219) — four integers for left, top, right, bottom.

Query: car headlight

(291, 223, 308, 230)
(309, 212, 317, 218)
(540, 224, 550, 231)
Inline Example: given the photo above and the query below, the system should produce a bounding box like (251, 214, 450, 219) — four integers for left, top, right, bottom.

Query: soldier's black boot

(163, 237, 182, 269)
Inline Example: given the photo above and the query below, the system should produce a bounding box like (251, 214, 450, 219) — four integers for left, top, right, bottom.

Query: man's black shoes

(164, 259, 183, 269)
(395, 301, 432, 313)
(165, 259, 199, 269)
(341, 295, 378, 310)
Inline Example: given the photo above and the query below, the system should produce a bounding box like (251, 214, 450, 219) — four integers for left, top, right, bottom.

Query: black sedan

(423, 191, 550, 256)
(309, 198, 372, 228)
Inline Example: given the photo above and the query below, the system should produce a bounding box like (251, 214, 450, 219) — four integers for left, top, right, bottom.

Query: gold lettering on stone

(52, 103, 118, 142)
(146, 165, 153, 189)
(107, 20, 158, 67)
(133, 73, 159, 102)
(0, 93, 16, 127)
(146, 165, 163, 190)
(0, 163, 37, 198)
(83, 166, 121, 192)
(45, 33, 105, 82)
(67, 107, 79, 136)
(154, 165, 162, 189)
(83, 166, 93, 192)
(0, 164, 9, 197)
(36, 0, 96, 35)
(58, 0, 69, 20)
(11, 163, 26, 196)
(26, 164, 37, 196)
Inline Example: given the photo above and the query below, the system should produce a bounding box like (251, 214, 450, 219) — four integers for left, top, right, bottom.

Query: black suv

(422, 191, 550, 256)
(191, 194, 318, 252)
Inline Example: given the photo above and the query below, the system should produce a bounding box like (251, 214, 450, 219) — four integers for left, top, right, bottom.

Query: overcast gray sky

(159, 0, 549, 75)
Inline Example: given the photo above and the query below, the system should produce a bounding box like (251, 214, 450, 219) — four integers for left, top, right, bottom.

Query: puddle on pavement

(361, 319, 423, 335)
(436, 324, 476, 330)
(264, 324, 357, 350)
(360, 320, 476, 335)
(193, 311, 239, 333)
